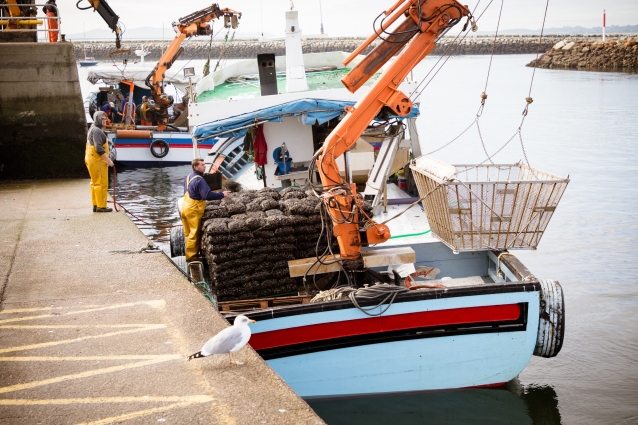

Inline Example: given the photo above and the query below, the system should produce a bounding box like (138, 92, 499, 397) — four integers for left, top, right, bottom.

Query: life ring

(150, 139, 169, 158)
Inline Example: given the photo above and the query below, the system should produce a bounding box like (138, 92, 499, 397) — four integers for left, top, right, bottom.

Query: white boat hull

(107, 132, 214, 166)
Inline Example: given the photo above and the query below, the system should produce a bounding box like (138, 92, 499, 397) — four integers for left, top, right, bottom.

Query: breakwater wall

(527, 37, 638, 72)
(74, 35, 574, 62)
(0, 42, 87, 180)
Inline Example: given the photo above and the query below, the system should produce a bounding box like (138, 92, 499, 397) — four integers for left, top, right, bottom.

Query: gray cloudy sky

(63, 0, 637, 38)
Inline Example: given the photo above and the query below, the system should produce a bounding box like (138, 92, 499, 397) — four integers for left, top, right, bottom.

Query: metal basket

(410, 156, 569, 253)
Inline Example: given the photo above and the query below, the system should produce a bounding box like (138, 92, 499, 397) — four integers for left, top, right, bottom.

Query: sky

(60, 0, 638, 39)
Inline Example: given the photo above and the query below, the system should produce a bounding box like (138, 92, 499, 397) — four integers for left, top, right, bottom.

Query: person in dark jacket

(181, 158, 230, 261)
(85, 111, 114, 212)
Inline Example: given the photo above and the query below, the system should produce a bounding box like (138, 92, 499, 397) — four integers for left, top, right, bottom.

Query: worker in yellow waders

(85, 111, 114, 212)
(181, 158, 231, 262)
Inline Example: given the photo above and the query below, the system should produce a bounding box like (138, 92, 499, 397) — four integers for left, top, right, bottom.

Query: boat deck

(197, 68, 381, 102)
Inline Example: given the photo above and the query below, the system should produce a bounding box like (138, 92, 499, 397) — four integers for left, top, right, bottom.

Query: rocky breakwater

(527, 37, 638, 72)
(74, 36, 563, 62)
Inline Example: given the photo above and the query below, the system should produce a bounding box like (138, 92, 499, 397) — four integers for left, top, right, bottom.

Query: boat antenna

(261, 0, 264, 37)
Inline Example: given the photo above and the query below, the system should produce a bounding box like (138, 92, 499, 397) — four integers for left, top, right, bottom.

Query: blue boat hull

(245, 287, 541, 398)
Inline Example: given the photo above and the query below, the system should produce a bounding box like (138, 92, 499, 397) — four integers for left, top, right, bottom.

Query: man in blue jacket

(181, 158, 231, 262)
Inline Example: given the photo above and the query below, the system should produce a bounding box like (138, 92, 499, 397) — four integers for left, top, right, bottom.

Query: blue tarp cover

(192, 98, 420, 140)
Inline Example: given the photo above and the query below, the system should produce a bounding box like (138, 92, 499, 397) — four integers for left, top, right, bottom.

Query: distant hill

(65, 27, 278, 42)
(477, 25, 638, 36)
(66, 24, 638, 42)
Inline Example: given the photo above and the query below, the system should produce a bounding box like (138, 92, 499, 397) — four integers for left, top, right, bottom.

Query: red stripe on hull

(250, 304, 521, 351)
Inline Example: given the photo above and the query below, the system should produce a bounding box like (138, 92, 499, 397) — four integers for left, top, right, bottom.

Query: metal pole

(320, 0, 324, 35)
(602, 10, 606, 42)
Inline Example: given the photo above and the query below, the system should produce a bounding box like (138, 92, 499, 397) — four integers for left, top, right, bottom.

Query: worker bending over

(181, 158, 230, 262)
(85, 111, 114, 212)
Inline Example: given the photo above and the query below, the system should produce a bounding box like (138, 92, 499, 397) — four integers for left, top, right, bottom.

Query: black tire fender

(170, 225, 185, 258)
(150, 139, 169, 158)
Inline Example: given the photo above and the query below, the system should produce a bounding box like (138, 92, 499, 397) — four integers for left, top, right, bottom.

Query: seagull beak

(250, 319, 256, 323)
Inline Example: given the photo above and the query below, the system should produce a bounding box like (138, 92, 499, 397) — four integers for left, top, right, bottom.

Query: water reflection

(108, 164, 189, 250)
(307, 381, 561, 425)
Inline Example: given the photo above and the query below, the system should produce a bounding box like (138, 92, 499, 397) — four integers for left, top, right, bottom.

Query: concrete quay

(0, 179, 324, 425)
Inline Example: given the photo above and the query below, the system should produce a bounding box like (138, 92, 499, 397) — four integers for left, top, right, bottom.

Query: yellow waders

(84, 143, 109, 208)
(181, 175, 206, 262)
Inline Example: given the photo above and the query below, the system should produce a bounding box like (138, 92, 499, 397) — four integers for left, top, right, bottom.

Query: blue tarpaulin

(192, 98, 420, 141)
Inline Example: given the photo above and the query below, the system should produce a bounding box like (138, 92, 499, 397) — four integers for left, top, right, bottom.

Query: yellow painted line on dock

(0, 356, 181, 394)
(0, 355, 183, 361)
(0, 300, 166, 324)
(78, 400, 210, 425)
(0, 324, 166, 354)
(0, 324, 157, 329)
(0, 306, 66, 314)
(0, 395, 213, 405)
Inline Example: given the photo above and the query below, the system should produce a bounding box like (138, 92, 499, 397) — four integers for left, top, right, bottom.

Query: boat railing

(0, 3, 61, 42)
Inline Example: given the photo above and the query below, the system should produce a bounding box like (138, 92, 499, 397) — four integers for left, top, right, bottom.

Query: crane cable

(418, 0, 551, 178)
(214, 27, 235, 72)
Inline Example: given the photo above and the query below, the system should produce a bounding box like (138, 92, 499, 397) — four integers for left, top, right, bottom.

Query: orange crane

(316, 0, 472, 259)
(144, 4, 241, 131)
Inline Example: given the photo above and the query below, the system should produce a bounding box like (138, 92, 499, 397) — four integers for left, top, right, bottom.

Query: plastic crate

(410, 156, 569, 253)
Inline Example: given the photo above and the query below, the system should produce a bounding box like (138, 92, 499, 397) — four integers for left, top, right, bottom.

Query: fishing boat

(189, 10, 419, 187)
(86, 61, 200, 165)
(80, 26, 98, 67)
(175, 4, 569, 398)
(79, 56, 98, 67)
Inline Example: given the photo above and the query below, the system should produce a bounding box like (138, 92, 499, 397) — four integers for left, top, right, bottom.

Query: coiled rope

(312, 283, 409, 317)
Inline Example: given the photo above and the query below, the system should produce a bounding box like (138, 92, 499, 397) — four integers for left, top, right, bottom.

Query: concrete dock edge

(0, 179, 324, 424)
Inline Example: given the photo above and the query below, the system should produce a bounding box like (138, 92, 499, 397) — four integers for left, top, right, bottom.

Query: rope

(348, 284, 409, 317)
(474, 0, 504, 119)
(111, 165, 120, 213)
(390, 230, 431, 239)
(528, 0, 551, 99)
(213, 28, 234, 73)
(380, 181, 444, 226)
(311, 283, 409, 317)
(409, 0, 494, 103)
(107, 242, 162, 254)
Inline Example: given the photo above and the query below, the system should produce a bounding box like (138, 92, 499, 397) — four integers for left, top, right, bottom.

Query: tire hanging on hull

(534, 279, 565, 358)
(150, 139, 169, 158)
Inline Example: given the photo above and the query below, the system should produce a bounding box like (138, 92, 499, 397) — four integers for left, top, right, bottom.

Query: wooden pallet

(219, 294, 312, 313)
(105, 123, 136, 130)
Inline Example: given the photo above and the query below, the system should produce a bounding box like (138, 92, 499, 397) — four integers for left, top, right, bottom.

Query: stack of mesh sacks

(200, 187, 336, 302)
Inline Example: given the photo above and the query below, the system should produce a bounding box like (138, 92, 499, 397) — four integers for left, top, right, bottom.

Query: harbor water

(79, 54, 638, 424)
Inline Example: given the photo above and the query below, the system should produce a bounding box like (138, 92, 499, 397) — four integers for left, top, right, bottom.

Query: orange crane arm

(317, 0, 471, 259)
(147, 4, 241, 131)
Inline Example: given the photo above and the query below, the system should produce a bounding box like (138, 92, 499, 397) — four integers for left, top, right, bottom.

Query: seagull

(186, 315, 256, 365)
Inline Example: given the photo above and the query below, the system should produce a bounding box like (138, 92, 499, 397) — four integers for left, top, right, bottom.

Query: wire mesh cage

(410, 156, 569, 253)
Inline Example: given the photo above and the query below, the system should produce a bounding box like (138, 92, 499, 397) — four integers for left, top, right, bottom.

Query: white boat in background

(79, 56, 98, 67)
(86, 59, 201, 165)
(190, 10, 420, 191)
(80, 27, 98, 67)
